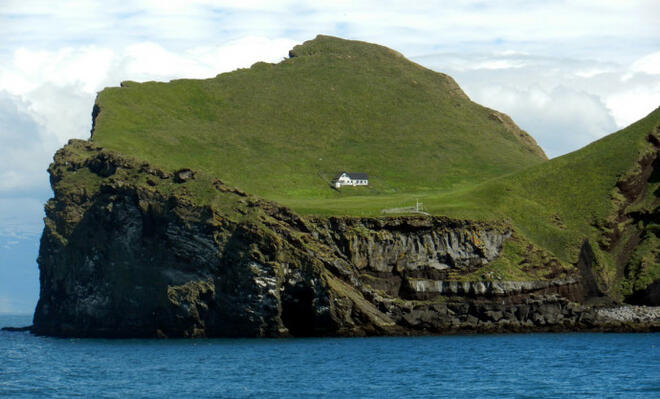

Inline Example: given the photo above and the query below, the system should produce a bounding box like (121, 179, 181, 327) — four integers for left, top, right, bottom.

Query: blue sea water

(1, 314, 658, 398)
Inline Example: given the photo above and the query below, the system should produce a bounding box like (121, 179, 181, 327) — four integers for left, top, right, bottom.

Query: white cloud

(472, 59, 528, 70)
(1, 1, 657, 60)
(574, 67, 615, 78)
(630, 51, 660, 75)
(120, 36, 297, 81)
(0, 91, 54, 193)
(606, 84, 660, 128)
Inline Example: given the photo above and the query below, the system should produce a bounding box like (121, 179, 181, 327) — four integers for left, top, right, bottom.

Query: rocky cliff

(32, 140, 659, 337)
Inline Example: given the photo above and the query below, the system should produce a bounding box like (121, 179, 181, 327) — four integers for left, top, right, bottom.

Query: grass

(92, 35, 546, 205)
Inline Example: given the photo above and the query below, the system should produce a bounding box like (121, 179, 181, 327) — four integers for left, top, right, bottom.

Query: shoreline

(5, 305, 658, 338)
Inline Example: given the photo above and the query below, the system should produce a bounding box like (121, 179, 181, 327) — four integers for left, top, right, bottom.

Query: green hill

(91, 35, 545, 206)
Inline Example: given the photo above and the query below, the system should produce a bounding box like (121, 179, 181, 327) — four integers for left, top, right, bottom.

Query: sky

(0, 1, 659, 314)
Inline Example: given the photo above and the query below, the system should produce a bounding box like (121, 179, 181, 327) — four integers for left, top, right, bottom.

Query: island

(30, 35, 660, 337)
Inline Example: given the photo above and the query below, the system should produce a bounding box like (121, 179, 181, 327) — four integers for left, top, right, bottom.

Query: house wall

(337, 179, 368, 186)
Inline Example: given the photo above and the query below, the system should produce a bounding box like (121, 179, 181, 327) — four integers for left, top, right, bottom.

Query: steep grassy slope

(91, 35, 545, 204)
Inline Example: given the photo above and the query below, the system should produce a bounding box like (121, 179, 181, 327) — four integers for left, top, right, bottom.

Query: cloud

(1, 1, 657, 58)
(606, 83, 660, 128)
(119, 36, 297, 81)
(630, 51, 660, 75)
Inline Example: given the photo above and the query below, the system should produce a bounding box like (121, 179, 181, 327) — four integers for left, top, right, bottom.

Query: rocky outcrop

(311, 217, 510, 273)
(590, 130, 660, 301)
(32, 141, 660, 337)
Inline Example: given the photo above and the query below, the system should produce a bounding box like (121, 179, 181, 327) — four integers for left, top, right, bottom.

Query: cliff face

(32, 140, 658, 337)
(34, 140, 332, 337)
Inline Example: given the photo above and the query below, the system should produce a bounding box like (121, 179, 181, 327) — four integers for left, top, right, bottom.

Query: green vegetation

(87, 35, 660, 296)
(461, 235, 575, 282)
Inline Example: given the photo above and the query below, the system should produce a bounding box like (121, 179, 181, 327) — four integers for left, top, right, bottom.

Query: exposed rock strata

(32, 141, 660, 337)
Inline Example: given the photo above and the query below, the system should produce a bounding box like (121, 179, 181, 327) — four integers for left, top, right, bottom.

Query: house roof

(333, 171, 368, 180)
(347, 172, 368, 179)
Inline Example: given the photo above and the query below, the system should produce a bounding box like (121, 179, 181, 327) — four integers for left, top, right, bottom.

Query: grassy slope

(429, 107, 660, 292)
(92, 35, 545, 207)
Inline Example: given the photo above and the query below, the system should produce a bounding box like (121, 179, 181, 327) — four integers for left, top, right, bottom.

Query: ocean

(1, 314, 658, 398)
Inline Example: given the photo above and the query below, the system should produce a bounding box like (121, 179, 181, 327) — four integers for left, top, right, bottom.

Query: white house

(332, 172, 368, 188)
